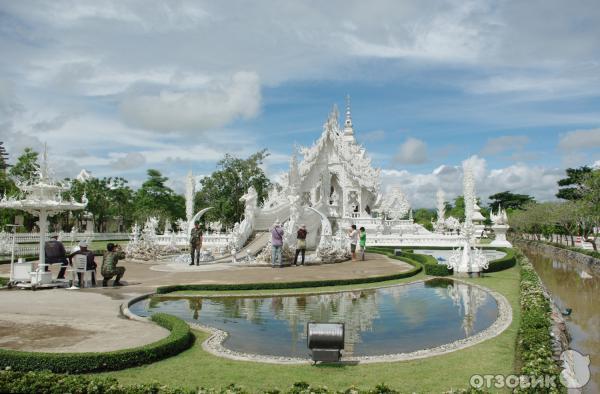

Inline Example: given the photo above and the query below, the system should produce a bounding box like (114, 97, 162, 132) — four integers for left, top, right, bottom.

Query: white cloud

(481, 135, 530, 156)
(109, 152, 146, 170)
(119, 71, 261, 133)
(383, 156, 562, 208)
(360, 130, 386, 142)
(395, 137, 427, 164)
(558, 128, 600, 151)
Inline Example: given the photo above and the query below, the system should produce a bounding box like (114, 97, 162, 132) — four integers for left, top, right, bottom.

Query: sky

(1, 0, 599, 208)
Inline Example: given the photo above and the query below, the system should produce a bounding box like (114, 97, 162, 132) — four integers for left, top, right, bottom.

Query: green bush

(515, 250, 562, 393)
(0, 371, 482, 394)
(157, 250, 422, 294)
(483, 247, 517, 273)
(0, 313, 193, 373)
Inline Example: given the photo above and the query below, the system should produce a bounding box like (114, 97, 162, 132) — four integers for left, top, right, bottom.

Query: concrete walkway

(0, 253, 412, 353)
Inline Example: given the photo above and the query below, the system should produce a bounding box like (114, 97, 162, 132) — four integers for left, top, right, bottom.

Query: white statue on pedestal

(434, 189, 446, 233)
(490, 206, 512, 247)
(446, 160, 488, 274)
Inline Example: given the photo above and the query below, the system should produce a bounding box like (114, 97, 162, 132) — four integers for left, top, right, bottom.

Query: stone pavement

(0, 253, 412, 353)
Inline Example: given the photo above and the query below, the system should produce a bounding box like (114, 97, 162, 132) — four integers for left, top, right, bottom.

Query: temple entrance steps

(254, 204, 290, 230)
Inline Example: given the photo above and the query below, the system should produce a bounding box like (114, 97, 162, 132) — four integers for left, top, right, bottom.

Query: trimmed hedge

(0, 313, 194, 373)
(0, 372, 483, 394)
(157, 250, 423, 294)
(373, 246, 516, 275)
(483, 247, 516, 273)
(516, 250, 563, 393)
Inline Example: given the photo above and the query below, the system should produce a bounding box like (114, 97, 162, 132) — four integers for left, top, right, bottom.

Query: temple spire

(343, 94, 354, 136)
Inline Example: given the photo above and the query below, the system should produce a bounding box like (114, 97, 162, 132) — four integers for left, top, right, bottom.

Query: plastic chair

(72, 254, 94, 288)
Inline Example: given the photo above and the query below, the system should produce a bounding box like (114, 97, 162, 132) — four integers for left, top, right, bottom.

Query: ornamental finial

(343, 94, 354, 136)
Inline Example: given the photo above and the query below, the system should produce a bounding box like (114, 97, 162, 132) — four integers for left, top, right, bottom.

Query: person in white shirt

(348, 224, 359, 261)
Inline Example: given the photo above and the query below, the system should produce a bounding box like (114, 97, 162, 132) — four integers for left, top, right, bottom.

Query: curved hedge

(0, 313, 194, 373)
(369, 246, 516, 275)
(157, 251, 423, 294)
(483, 247, 516, 273)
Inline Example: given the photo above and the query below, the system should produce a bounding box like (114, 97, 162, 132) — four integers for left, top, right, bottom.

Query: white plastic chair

(72, 254, 94, 288)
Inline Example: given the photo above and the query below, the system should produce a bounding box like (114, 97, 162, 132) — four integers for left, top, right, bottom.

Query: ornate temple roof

(297, 100, 381, 193)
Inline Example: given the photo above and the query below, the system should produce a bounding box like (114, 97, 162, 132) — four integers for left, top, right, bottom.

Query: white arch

(187, 207, 213, 237)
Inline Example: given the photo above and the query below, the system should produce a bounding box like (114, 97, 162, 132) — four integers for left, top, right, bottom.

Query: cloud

(481, 135, 530, 156)
(119, 72, 261, 133)
(395, 137, 427, 164)
(360, 130, 385, 142)
(109, 152, 146, 170)
(558, 128, 600, 151)
(382, 156, 562, 208)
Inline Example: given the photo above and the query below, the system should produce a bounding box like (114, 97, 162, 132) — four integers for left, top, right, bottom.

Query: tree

(413, 208, 435, 231)
(446, 196, 465, 220)
(488, 191, 535, 212)
(556, 166, 593, 200)
(134, 169, 185, 224)
(64, 177, 135, 232)
(195, 150, 271, 227)
(9, 147, 39, 184)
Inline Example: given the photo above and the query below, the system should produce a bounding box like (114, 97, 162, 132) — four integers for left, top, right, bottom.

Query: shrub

(483, 247, 517, 273)
(515, 251, 562, 393)
(0, 314, 193, 373)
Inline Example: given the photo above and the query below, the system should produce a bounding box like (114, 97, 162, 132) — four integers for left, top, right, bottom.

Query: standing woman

(348, 224, 359, 261)
(359, 226, 367, 261)
(294, 224, 308, 266)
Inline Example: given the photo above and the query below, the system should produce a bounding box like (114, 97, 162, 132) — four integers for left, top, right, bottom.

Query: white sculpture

(490, 206, 512, 247)
(185, 170, 195, 224)
(434, 189, 446, 233)
(0, 144, 86, 283)
(445, 160, 489, 274)
(378, 186, 410, 221)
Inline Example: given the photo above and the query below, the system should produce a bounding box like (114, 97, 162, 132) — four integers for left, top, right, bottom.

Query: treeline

(0, 145, 271, 233)
(509, 166, 599, 250)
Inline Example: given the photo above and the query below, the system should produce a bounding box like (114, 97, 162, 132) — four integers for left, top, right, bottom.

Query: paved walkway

(0, 253, 412, 353)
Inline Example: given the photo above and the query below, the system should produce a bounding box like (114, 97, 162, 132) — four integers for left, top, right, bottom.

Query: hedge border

(0, 313, 194, 373)
(516, 250, 563, 393)
(156, 250, 423, 294)
(369, 246, 516, 276)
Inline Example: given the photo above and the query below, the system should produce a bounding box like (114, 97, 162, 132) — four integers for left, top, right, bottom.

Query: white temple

(252, 96, 430, 249)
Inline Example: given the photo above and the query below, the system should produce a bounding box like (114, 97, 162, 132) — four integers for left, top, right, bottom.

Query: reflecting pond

(130, 279, 498, 358)
(525, 250, 600, 394)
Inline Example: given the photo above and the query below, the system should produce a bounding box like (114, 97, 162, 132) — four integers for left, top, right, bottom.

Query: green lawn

(99, 265, 521, 393)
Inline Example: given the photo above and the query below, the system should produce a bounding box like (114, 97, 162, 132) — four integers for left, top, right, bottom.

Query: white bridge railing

(6, 232, 130, 244)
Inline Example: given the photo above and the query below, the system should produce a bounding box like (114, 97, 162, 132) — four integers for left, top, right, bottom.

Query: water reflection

(132, 279, 498, 358)
(525, 251, 600, 394)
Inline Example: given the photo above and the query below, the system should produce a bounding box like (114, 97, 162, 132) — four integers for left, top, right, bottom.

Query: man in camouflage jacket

(190, 222, 203, 266)
(101, 243, 126, 287)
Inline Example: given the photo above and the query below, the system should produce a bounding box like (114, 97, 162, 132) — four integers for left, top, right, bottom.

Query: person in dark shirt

(293, 224, 308, 266)
(44, 235, 68, 279)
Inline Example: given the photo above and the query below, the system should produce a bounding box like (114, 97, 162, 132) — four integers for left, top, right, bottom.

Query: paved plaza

(0, 253, 412, 353)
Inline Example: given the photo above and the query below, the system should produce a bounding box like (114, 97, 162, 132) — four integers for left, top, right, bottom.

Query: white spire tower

(342, 94, 355, 142)
(185, 170, 195, 223)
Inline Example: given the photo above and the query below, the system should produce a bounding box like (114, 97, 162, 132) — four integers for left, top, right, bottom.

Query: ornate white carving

(434, 189, 446, 233)
(185, 170, 195, 223)
(378, 187, 410, 220)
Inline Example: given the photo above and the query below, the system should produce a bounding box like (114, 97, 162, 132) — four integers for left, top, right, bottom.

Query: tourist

(294, 224, 308, 266)
(190, 222, 203, 266)
(69, 240, 97, 286)
(271, 220, 284, 267)
(44, 235, 68, 279)
(359, 226, 367, 261)
(348, 224, 359, 261)
(101, 243, 126, 287)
